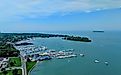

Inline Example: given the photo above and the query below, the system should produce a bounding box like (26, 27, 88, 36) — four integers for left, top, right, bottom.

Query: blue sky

(0, 0, 121, 32)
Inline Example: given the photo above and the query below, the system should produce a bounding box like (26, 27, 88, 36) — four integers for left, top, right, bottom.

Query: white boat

(80, 54, 84, 57)
(104, 61, 109, 65)
(57, 54, 77, 59)
(68, 54, 77, 57)
(94, 60, 100, 63)
(56, 56, 66, 59)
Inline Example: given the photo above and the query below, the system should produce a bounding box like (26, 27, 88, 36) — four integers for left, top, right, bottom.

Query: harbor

(15, 44, 78, 61)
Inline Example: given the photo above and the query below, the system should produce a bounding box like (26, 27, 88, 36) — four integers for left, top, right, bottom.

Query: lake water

(30, 31, 121, 75)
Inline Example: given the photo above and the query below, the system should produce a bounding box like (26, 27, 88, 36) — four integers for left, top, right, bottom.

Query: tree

(12, 69, 18, 75)
(10, 62, 14, 67)
(3, 70, 8, 75)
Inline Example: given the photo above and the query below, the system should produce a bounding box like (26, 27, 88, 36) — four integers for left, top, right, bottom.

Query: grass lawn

(16, 69, 22, 75)
(26, 61, 36, 75)
(0, 69, 22, 75)
(9, 57, 21, 67)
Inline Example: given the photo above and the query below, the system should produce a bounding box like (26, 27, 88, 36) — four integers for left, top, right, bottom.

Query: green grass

(6, 70, 12, 75)
(0, 69, 22, 75)
(9, 57, 21, 67)
(17, 69, 22, 75)
(26, 61, 36, 75)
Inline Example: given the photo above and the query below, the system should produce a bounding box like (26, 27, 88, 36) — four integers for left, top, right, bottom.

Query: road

(20, 55, 27, 75)
(13, 45, 27, 75)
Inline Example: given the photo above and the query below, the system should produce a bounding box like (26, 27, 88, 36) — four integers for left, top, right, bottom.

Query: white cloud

(0, 0, 121, 21)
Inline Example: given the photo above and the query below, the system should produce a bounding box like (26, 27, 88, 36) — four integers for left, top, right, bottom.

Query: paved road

(5, 67, 24, 75)
(13, 45, 27, 75)
(20, 55, 27, 75)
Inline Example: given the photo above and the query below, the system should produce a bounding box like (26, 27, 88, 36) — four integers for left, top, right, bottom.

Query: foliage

(9, 57, 21, 67)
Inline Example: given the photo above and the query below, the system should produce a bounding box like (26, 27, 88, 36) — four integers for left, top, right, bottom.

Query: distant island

(93, 31, 104, 32)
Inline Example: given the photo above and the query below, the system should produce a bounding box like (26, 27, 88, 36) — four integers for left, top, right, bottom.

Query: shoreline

(28, 61, 39, 75)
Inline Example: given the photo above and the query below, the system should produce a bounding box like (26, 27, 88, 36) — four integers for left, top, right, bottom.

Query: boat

(49, 49, 56, 52)
(80, 54, 84, 57)
(104, 61, 109, 65)
(56, 56, 66, 59)
(57, 54, 77, 59)
(94, 59, 100, 63)
(68, 54, 77, 57)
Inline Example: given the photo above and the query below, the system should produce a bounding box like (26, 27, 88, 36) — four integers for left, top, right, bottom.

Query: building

(0, 58, 9, 71)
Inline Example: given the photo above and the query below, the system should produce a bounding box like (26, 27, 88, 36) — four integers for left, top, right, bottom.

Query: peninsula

(63, 36, 91, 42)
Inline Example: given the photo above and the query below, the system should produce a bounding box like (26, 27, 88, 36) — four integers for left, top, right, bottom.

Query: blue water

(31, 31, 121, 75)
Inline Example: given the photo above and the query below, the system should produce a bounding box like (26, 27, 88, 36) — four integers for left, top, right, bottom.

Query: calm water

(31, 31, 121, 75)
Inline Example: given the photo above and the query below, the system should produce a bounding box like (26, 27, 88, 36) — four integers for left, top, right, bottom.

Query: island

(93, 31, 104, 32)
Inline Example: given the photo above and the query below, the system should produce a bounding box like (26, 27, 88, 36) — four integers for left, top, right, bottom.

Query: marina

(15, 43, 78, 61)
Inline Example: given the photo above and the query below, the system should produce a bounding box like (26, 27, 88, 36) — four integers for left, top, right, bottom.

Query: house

(0, 58, 9, 71)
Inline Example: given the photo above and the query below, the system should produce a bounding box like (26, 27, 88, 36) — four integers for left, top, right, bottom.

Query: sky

(0, 0, 121, 32)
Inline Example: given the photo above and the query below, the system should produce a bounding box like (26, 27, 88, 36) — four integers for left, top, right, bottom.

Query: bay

(30, 31, 121, 75)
